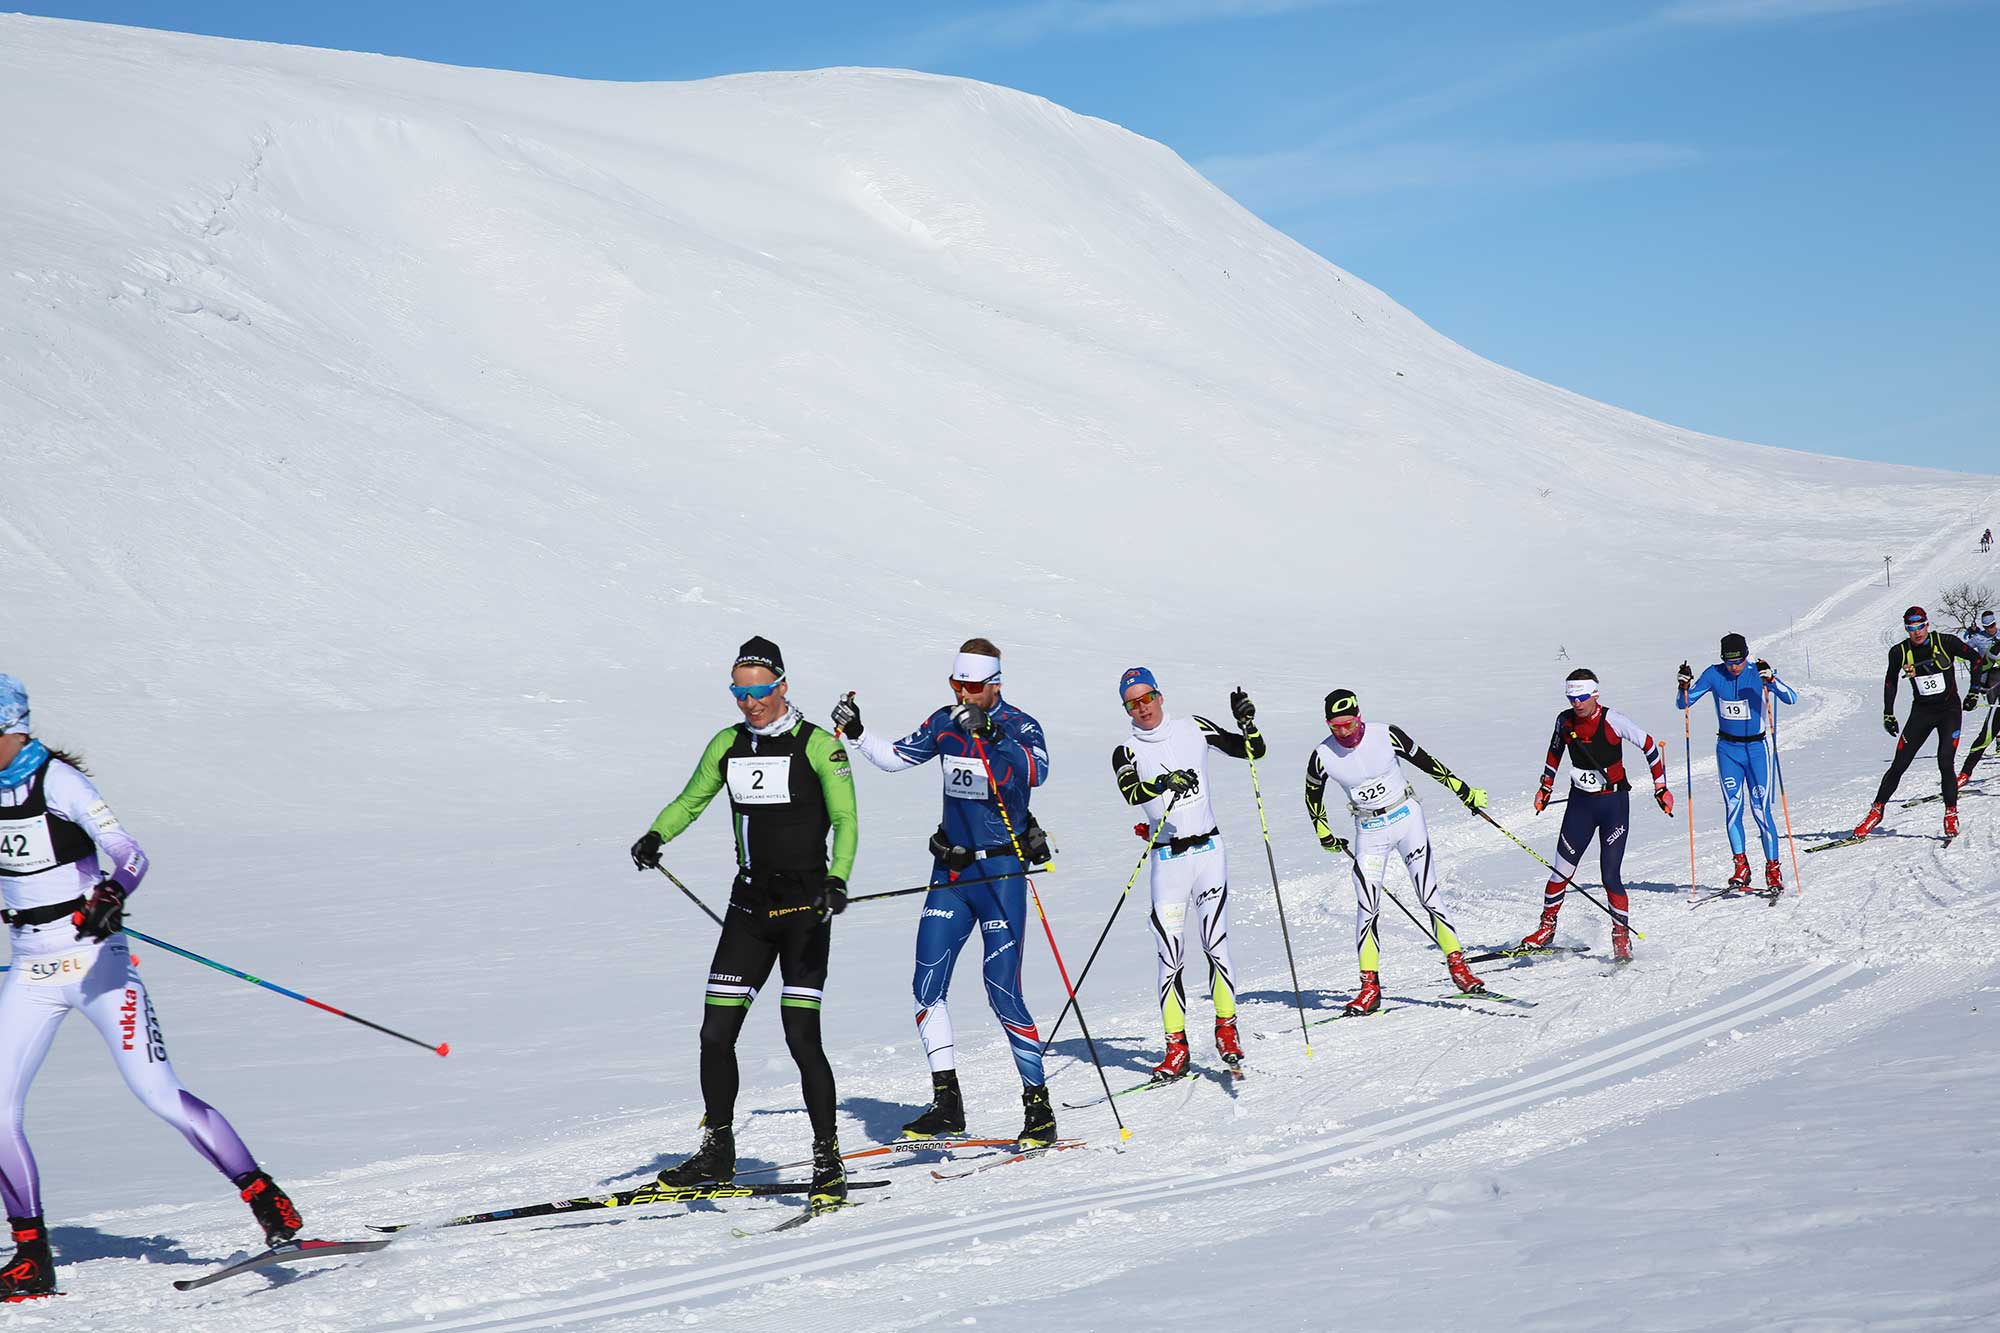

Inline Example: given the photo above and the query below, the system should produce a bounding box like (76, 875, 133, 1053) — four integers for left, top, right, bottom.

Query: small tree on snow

(1935, 581, 1995, 631)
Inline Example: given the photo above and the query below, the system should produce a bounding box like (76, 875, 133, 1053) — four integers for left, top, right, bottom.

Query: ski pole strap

(1, 896, 83, 927)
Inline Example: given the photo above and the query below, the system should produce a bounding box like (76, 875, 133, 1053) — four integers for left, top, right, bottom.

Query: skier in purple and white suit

(0, 675, 304, 1300)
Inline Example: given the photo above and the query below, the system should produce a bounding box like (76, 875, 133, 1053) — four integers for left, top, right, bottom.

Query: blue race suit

(855, 700, 1051, 1086)
(1678, 664, 1797, 860)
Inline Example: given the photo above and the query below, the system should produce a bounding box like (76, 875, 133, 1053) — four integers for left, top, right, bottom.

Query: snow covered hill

(3, 14, 1995, 1330)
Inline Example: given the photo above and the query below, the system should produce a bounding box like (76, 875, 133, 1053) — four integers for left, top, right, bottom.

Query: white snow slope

(3, 14, 1996, 1331)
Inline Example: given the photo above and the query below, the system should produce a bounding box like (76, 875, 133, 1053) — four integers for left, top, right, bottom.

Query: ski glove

(1020, 821, 1055, 866)
(1967, 695, 1983, 713)
(1458, 785, 1488, 813)
(1533, 781, 1553, 815)
(1229, 687, 1256, 731)
(1883, 712, 1899, 736)
(1154, 768, 1199, 797)
(73, 879, 124, 943)
(1676, 661, 1693, 691)
(1756, 658, 1775, 683)
(1654, 785, 1674, 816)
(950, 701, 997, 738)
(1318, 831, 1349, 855)
(830, 692, 863, 739)
(817, 875, 848, 922)
(630, 830, 664, 871)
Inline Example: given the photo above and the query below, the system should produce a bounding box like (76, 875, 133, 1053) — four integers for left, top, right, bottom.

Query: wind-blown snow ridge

(3, 14, 1997, 1332)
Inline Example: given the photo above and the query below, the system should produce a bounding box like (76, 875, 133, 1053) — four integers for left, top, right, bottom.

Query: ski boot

(1213, 1017, 1244, 1069)
(0, 1217, 53, 1302)
(1727, 853, 1752, 890)
(1944, 809, 1959, 839)
(808, 1135, 847, 1213)
(1519, 904, 1561, 950)
(1344, 971, 1381, 1016)
(233, 1170, 302, 1248)
(1611, 923, 1634, 964)
(1852, 803, 1885, 839)
(1018, 1084, 1057, 1149)
(1150, 1031, 1190, 1083)
(1764, 859, 1784, 895)
(657, 1124, 735, 1186)
(1445, 951, 1485, 994)
(901, 1070, 967, 1139)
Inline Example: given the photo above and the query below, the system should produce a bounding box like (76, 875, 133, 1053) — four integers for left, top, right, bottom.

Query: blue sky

(25, 1, 1998, 471)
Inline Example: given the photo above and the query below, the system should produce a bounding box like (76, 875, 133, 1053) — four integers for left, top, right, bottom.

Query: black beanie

(1324, 688, 1361, 720)
(1720, 632, 1748, 662)
(734, 636, 785, 676)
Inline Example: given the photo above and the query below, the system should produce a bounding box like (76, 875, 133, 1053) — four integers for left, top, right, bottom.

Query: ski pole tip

(1118, 1126, 1134, 1142)
(436, 1042, 451, 1057)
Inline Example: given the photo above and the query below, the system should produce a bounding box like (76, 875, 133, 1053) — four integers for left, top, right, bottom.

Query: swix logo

(1606, 825, 1628, 847)
(923, 907, 954, 920)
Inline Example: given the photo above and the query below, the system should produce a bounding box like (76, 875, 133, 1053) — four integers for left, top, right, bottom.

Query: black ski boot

(232, 1170, 303, 1248)
(0, 1216, 54, 1302)
(1018, 1083, 1057, 1148)
(809, 1135, 848, 1213)
(658, 1124, 736, 1186)
(901, 1071, 967, 1138)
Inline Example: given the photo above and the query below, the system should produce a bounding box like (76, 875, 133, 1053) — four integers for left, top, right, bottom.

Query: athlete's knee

(779, 1005, 824, 1058)
(698, 1003, 748, 1050)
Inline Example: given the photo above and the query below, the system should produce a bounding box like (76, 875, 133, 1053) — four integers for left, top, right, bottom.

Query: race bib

(20, 948, 96, 986)
(1914, 672, 1946, 697)
(941, 755, 990, 801)
(1347, 776, 1397, 808)
(726, 756, 791, 805)
(1571, 769, 1608, 794)
(0, 820, 59, 875)
(1720, 699, 1752, 722)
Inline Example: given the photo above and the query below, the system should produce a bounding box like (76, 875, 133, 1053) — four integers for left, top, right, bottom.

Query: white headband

(951, 652, 1001, 684)
(1564, 683, 1598, 700)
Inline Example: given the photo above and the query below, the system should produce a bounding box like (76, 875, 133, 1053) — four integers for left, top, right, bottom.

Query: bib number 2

(727, 756, 792, 805)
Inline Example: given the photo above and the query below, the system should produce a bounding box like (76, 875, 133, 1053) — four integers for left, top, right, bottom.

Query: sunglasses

(1565, 690, 1599, 703)
(729, 680, 784, 700)
(950, 677, 996, 695)
(1123, 690, 1161, 713)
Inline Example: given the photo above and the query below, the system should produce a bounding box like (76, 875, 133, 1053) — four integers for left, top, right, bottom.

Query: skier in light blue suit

(1677, 632, 1797, 894)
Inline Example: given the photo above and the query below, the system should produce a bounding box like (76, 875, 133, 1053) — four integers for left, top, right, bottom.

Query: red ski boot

(1727, 853, 1751, 890)
(1764, 859, 1784, 895)
(1150, 1032, 1190, 1083)
(1944, 809, 1959, 839)
(0, 1217, 54, 1302)
(1852, 803, 1885, 839)
(1344, 972, 1381, 1016)
(1213, 1017, 1244, 1069)
(234, 1170, 303, 1248)
(1446, 951, 1485, 994)
(1611, 924, 1634, 964)
(1519, 905, 1561, 950)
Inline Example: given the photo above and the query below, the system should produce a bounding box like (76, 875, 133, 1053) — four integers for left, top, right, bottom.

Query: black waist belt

(3, 896, 83, 928)
(1718, 731, 1766, 743)
(1162, 828, 1220, 855)
(929, 827, 1016, 872)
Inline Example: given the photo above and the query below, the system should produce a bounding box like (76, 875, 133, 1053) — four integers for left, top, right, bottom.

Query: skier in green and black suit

(630, 636, 858, 1209)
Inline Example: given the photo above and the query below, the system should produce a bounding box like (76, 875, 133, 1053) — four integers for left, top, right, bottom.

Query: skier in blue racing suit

(1677, 632, 1797, 894)
(833, 638, 1058, 1145)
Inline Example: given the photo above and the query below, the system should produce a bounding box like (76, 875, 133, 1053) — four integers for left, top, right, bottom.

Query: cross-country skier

(1958, 609, 2000, 784)
(832, 640, 1058, 1145)
(1852, 607, 1979, 840)
(1304, 689, 1490, 1016)
(0, 675, 303, 1301)
(630, 638, 856, 1209)
(1111, 669, 1264, 1079)
(1981, 528, 1993, 553)
(1521, 670, 1672, 963)
(1677, 634, 1798, 894)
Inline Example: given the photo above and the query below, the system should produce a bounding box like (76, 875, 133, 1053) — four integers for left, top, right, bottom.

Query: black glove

(830, 692, 863, 739)
(1883, 712, 1899, 736)
(1676, 661, 1693, 691)
(630, 830, 664, 871)
(1155, 768, 1198, 797)
(950, 701, 995, 738)
(1967, 694, 1982, 712)
(817, 875, 848, 921)
(73, 879, 124, 942)
(1756, 658, 1775, 683)
(1318, 831, 1349, 855)
(1020, 821, 1054, 866)
(1229, 687, 1256, 731)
